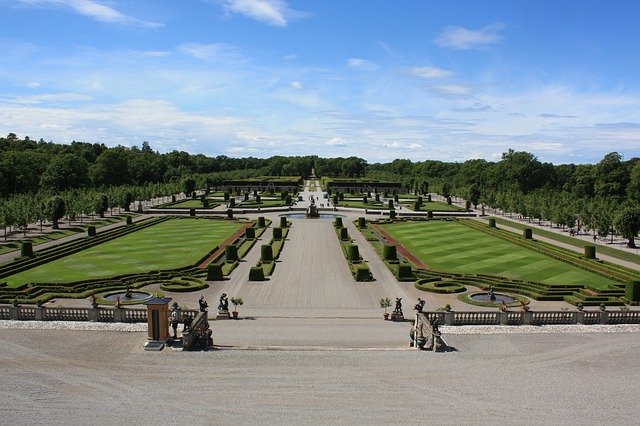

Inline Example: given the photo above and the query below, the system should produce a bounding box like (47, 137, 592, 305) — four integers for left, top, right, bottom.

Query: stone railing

(0, 305, 199, 323)
(423, 310, 640, 326)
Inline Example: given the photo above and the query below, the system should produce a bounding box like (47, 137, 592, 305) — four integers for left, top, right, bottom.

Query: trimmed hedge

(397, 264, 413, 280)
(160, 276, 208, 292)
(273, 227, 283, 240)
(523, 228, 532, 239)
(87, 226, 96, 237)
(415, 278, 466, 293)
(357, 217, 366, 228)
(347, 244, 360, 261)
(340, 227, 349, 240)
(225, 245, 239, 262)
(626, 280, 640, 302)
(383, 244, 397, 261)
(249, 266, 265, 281)
(280, 216, 288, 228)
(21, 242, 33, 258)
(261, 245, 274, 262)
(206, 263, 224, 281)
(354, 265, 373, 281)
(584, 245, 596, 259)
(334, 217, 343, 228)
(258, 216, 266, 227)
(245, 227, 255, 239)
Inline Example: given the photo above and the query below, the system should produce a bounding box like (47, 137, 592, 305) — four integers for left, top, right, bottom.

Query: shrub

(226, 209, 233, 219)
(446, 196, 452, 205)
(280, 216, 288, 228)
(427, 210, 433, 218)
(273, 227, 283, 240)
(126, 215, 133, 225)
(261, 245, 274, 262)
(87, 225, 96, 237)
(397, 264, 412, 280)
(224, 192, 230, 201)
(357, 217, 366, 228)
(389, 210, 396, 219)
(383, 244, 397, 261)
(285, 194, 292, 205)
(257, 216, 266, 227)
(225, 245, 239, 262)
(21, 241, 33, 258)
(339, 227, 349, 240)
(202, 199, 209, 209)
(523, 228, 532, 239)
(334, 217, 343, 228)
(354, 265, 373, 281)
(388, 199, 394, 209)
(245, 227, 255, 239)
(189, 208, 195, 217)
(414, 201, 421, 210)
(626, 280, 640, 302)
(229, 198, 236, 207)
(488, 218, 496, 228)
(160, 277, 207, 292)
(363, 196, 368, 204)
(206, 263, 224, 281)
(249, 266, 265, 281)
(347, 244, 360, 261)
(584, 245, 596, 259)
(256, 194, 261, 203)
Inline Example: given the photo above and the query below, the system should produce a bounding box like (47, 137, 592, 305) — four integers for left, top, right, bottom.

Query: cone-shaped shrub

(584, 245, 596, 259)
(229, 198, 236, 207)
(87, 225, 96, 237)
(347, 244, 360, 261)
(21, 241, 33, 258)
(334, 217, 343, 228)
(488, 218, 496, 228)
(383, 244, 397, 261)
(226, 209, 233, 219)
(280, 216, 288, 228)
(206, 263, 224, 280)
(354, 265, 372, 281)
(626, 280, 640, 302)
(388, 199, 394, 209)
(523, 228, 532, 239)
(340, 227, 349, 240)
(261, 244, 273, 262)
(189, 208, 195, 217)
(273, 227, 283, 240)
(357, 217, 366, 228)
(257, 216, 266, 227)
(249, 266, 265, 281)
(389, 210, 396, 219)
(427, 210, 433, 218)
(126, 215, 133, 225)
(397, 264, 412, 280)
(223, 192, 230, 201)
(225, 245, 238, 261)
(245, 227, 255, 239)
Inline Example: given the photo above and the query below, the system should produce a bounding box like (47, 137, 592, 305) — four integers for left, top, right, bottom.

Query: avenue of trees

(0, 133, 638, 246)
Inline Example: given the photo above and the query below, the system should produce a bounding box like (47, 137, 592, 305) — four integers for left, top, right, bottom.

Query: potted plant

(379, 297, 391, 320)
(230, 297, 244, 319)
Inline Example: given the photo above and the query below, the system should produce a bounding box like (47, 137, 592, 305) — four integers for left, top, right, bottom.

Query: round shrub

(347, 244, 360, 261)
(357, 217, 366, 228)
(257, 216, 266, 227)
(21, 241, 33, 258)
(584, 245, 596, 259)
(261, 244, 274, 262)
(340, 227, 349, 240)
(225, 245, 238, 262)
(334, 217, 343, 228)
(249, 266, 265, 281)
(160, 277, 208, 292)
(523, 228, 532, 239)
(626, 280, 640, 302)
(383, 244, 397, 261)
(415, 278, 466, 293)
(273, 227, 283, 240)
(206, 263, 224, 281)
(245, 227, 256, 239)
(87, 225, 96, 237)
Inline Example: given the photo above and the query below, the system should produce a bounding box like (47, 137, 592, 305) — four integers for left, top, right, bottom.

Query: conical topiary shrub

(347, 244, 360, 262)
(249, 266, 265, 281)
(340, 227, 349, 240)
(206, 263, 224, 281)
(383, 244, 397, 261)
(225, 245, 238, 262)
(273, 227, 283, 240)
(334, 217, 343, 228)
(245, 227, 255, 239)
(261, 244, 273, 262)
(257, 216, 266, 227)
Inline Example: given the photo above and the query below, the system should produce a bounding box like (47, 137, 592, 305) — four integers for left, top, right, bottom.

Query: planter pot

(383, 313, 389, 321)
(232, 311, 239, 319)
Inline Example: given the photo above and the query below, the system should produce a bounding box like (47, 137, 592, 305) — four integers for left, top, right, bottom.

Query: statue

(125, 286, 132, 299)
(488, 285, 496, 302)
(183, 314, 193, 332)
(218, 293, 229, 313)
(169, 302, 181, 339)
(414, 298, 425, 313)
(198, 296, 208, 312)
(394, 297, 403, 314)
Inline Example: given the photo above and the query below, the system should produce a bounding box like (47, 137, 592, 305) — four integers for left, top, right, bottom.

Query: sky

(0, 0, 639, 164)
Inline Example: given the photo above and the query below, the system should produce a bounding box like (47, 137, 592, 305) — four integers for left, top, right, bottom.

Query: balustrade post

(443, 311, 454, 326)
(499, 312, 508, 325)
(34, 306, 45, 321)
(88, 307, 99, 322)
(599, 311, 609, 324)
(575, 311, 585, 324)
(113, 308, 125, 323)
(9, 306, 19, 320)
(523, 311, 532, 325)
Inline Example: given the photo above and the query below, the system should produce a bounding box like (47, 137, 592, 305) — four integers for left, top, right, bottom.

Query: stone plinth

(217, 311, 230, 320)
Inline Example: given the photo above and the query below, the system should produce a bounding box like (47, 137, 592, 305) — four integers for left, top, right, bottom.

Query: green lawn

(337, 200, 389, 209)
(401, 201, 467, 212)
(381, 220, 618, 290)
(238, 199, 290, 208)
(155, 199, 214, 209)
(5, 218, 242, 286)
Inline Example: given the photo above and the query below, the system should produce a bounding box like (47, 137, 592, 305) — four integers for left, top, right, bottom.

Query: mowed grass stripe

(381, 220, 618, 289)
(5, 219, 241, 286)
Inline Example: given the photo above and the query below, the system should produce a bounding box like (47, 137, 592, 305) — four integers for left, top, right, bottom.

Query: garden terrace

(152, 199, 219, 209)
(333, 219, 373, 281)
(322, 177, 402, 193)
(400, 201, 467, 212)
(253, 222, 290, 279)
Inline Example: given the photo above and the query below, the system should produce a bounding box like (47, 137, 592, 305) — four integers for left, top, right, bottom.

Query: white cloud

(408, 66, 453, 79)
(177, 43, 244, 63)
(326, 137, 346, 146)
(15, 0, 162, 28)
(291, 80, 302, 90)
(384, 141, 422, 150)
(347, 58, 380, 71)
(25, 81, 41, 89)
(435, 23, 504, 50)
(219, 0, 301, 27)
(433, 84, 473, 96)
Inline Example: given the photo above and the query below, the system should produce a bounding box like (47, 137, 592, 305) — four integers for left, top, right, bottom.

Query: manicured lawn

(5, 218, 242, 286)
(238, 199, 289, 208)
(381, 220, 618, 290)
(155, 199, 213, 209)
(337, 200, 389, 209)
(401, 201, 467, 212)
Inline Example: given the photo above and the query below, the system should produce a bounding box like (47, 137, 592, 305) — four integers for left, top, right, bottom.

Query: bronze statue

(394, 297, 403, 314)
(198, 296, 208, 312)
(218, 293, 229, 313)
(414, 298, 425, 313)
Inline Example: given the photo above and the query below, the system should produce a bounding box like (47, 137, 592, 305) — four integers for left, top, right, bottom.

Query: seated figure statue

(198, 296, 208, 312)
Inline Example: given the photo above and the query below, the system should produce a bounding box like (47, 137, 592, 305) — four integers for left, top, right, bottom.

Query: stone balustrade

(423, 310, 640, 326)
(0, 305, 200, 323)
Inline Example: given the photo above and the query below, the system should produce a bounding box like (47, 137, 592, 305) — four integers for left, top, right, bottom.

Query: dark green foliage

(256, 194, 261, 203)
(206, 263, 224, 281)
(584, 245, 596, 259)
(389, 210, 396, 219)
(465, 200, 471, 210)
(354, 265, 373, 281)
(347, 244, 359, 261)
(285, 194, 292, 205)
(388, 199, 394, 209)
(223, 192, 230, 201)
(626, 280, 640, 302)
(375, 193, 380, 202)
(280, 216, 288, 228)
(414, 200, 421, 210)
(332, 195, 338, 205)
(396, 264, 413, 280)
(161, 276, 207, 292)
(261, 244, 273, 262)
(46, 196, 66, 229)
(226, 209, 233, 219)
(249, 266, 265, 281)
(229, 198, 236, 207)
(257, 216, 266, 227)
(427, 194, 432, 202)
(87, 225, 96, 237)
(446, 196, 452, 205)
(383, 244, 397, 261)
(334, 217, 343, 228)
(363, 196, 368, 204)
(340, 227, 349, 240)
(488, 218, 496, 228)
(245, 227, 255, 239)
(189, 209, 195, 217)
(357, 217, 366, 228)
(202, 199, 209, 209)
(427, 210, 433, 218)
(523, 228, 532, 239)
(21, 241, 33, 258)
(244, 192, 249, 201)
(273, 227, 283, 240)
(393, 194, 399, 202)
(225, 245, 238, 261)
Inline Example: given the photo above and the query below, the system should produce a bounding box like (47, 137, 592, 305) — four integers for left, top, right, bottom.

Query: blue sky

(0, 0, 638, 164)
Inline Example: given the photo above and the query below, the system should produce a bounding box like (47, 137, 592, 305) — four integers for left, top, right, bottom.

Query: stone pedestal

(143, 297, 173, 350)
(217, 311, 230, 320)
(390, 312, 404, 322)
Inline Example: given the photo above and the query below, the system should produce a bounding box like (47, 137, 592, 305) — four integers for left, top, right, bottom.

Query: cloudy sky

(0, 0, 638, 164)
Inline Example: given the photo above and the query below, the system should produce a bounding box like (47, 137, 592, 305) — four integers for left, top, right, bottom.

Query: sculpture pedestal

(217, 311, 230, 320)
(390, 312, 404, 322)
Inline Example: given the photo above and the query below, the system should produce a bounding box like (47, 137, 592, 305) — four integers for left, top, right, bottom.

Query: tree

(40, 154, 89, 192)
(614, 207, 640, 248)
(183, 177, 196, 196)
(46, 196, 66, 229)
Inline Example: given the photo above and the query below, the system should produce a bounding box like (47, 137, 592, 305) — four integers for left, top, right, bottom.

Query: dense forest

(1, 133, 639, 246)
